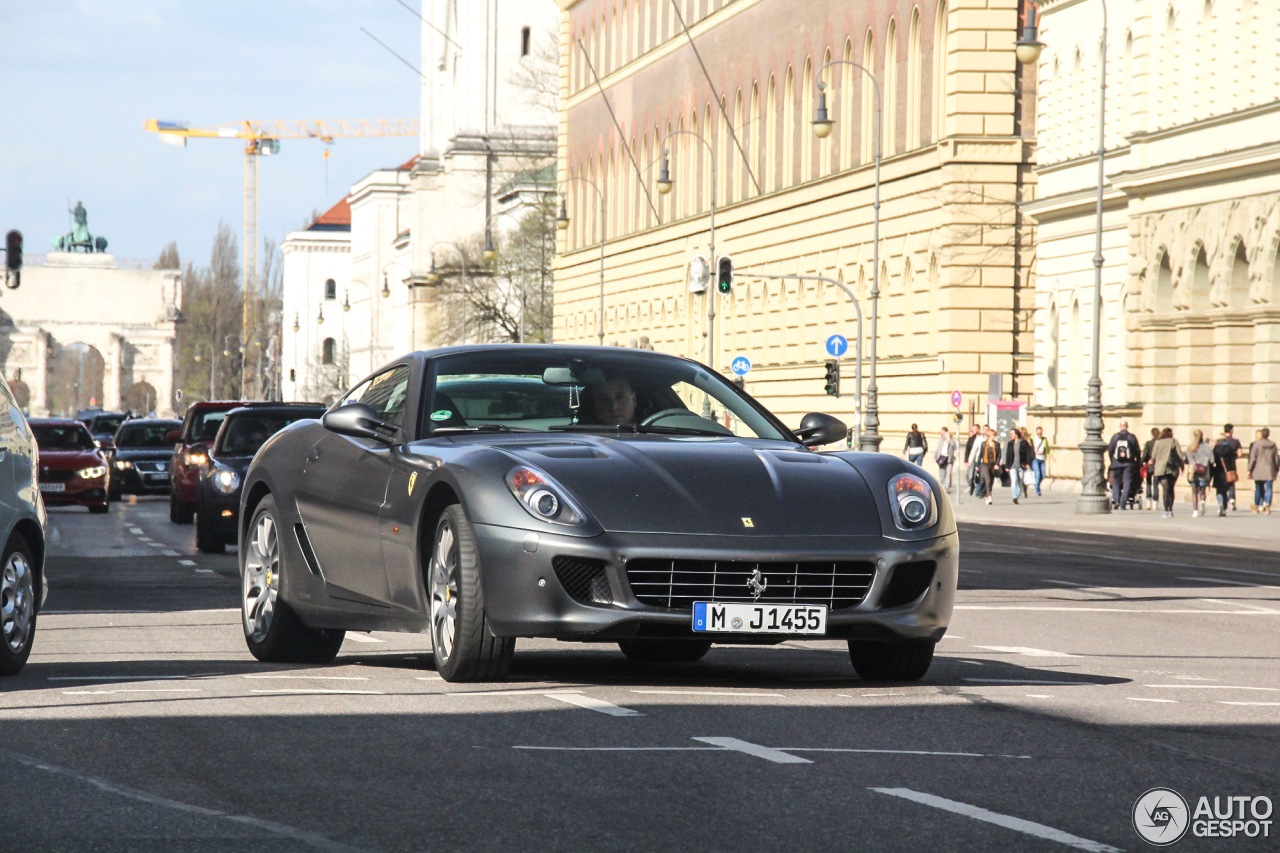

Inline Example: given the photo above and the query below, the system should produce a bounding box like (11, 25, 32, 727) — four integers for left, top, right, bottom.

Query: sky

(0, 0, 421, 270)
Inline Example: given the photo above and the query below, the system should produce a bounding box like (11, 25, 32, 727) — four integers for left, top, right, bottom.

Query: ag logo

(1133, 787, 1190, 846)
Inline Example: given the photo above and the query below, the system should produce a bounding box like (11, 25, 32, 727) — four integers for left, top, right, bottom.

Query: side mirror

(165, 430, 182, 443)
(794, 412, 848, 448)
(322, 402, 398, 443)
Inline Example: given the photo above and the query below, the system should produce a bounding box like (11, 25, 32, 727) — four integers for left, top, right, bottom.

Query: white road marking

(630, 690, 784, 697)
(177, 559, 196, 566)
(63, 689, 202, 695)
(936, 635, 965, 639)
(47, 675, 211, 681)
(514, 746, 719, 753)
(1045, 579, 1088, 587)
(0, 747, 368, 853)
(870, 787, 1122, 852)
(136, 537, 154, 543)
(343, 634, 385, 644)
(975, 645, 1075, 657)
(546, 692, 644, 717)
(963, 678, 1101, 685)
(1177, 576, 1277, 588)
(1197, 598, 1280, 613)
(1145, 684, 1278, 691)
(787, 748, 1031, 759)
(147, 541, 167, 547)
(127, 528, 143, 534)
(964, 539, 1280, 580)
(1218, 701, 1280, 706)
(415, 676, 444, 681)
(250, 689, 384, 695)
(242, 675, 369, 681)
(161, 550, 180, 556)
(692, 737, 810, 764)
(1025, 694, 1053, 698)
(194, 569, 214, 573)
(1127, 698, 1178, 703)
(955, 606, 1280, 614)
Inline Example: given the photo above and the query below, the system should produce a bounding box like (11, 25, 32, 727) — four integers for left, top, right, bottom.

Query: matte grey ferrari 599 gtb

(238, 346, 957, 682)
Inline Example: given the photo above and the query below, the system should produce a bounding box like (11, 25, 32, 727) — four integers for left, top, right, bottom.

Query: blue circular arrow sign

(730, 356, 752, 376)
(825, 335, 848, 358)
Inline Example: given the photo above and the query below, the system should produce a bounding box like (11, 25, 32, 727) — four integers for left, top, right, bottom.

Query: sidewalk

(951, 486, 1280, 553)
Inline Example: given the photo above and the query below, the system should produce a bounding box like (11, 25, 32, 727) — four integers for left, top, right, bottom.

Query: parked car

(30, 419, 111, 514)
(195, 404, 326, 554)
(0, 374, 46, 676)
(110, 418, 182, 499)
(87, 411, 131, 454)
(238, 346, 957, 682)
(169, 401, 246, 524)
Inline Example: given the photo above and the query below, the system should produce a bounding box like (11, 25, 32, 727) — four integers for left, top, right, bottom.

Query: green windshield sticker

(430, 409, 452, 422)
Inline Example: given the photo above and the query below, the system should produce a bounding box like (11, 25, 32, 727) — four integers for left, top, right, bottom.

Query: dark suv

(169, 401, 246, 524)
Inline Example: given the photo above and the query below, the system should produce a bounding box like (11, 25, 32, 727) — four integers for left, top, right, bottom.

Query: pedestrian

(935, 426, 956, 491)
(1031, 425, 1049, 496)
(905, 424, 928, 466)
(1186, 429, 1212, 517)
(1140, 427, 1160, 510)
(964, 424, 982, 497)
(1211, 434, 1235, 517)
(1247, 427, 1278, 514)
(1150, 428, 1186, 518)
(976, 425, 1001, 506)
(1003, 427, 1033, 504)
(1220, 424, 1242, 510)
(1107, 419, 1141, 509)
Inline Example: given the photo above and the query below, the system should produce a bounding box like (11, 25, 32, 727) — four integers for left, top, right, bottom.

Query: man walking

(964, 424, 982, 497)
(1140, 427, 1160, 510)
(1248, 428, 1278, 514)
(977, 426, 1001, 506)
(1004, 428, 1033, 505)
(1107, 420, 1141, 509)
(1031, 425, 1049, 496)
(1220, 424, 1242, 510)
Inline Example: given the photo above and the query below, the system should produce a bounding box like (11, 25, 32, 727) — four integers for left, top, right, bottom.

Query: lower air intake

(552, 556, 613, 605)
(879, 561, 937, 608)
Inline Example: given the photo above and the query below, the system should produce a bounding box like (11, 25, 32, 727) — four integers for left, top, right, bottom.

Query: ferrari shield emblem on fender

(741, 517, 753, 528)
(408, 472, 417, 496)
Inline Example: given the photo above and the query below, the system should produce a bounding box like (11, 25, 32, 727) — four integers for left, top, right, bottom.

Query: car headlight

(505, 466, 585, 526)
(185, 450, 208, 466)
(888, 473, 937, 531)
(212, 466, 241, 495)
(114, 459, 133, 469)
(77, 465, 108, 480)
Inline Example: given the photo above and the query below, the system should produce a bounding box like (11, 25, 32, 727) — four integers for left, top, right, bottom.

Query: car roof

(29, 418, 91, 427)
(186, 401, 251, 412)
(223, 405, 325, 418)
(117, 418, 181, 427)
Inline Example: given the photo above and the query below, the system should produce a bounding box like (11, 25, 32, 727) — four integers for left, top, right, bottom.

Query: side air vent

(879, 561, 937, 608)
(293, 523, 324, 578)
(552, 556, 613, 605)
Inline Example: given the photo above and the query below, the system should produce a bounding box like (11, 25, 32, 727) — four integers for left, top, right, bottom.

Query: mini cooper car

(30, 419, 111, 514)
(169, 400, 246, 524)
(195, 404, 326, 554)
(238, 346, 957, 682)
(110, 418, 181, 499)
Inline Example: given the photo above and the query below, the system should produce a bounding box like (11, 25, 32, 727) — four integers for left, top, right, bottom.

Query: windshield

(90, 415, 127, 436)
(216, 411, 324, 457)
(116, 422, 179, 448)
(189, 410, 229, 442)
(426, 351, 791, 441)
(33, 424, 97, 451)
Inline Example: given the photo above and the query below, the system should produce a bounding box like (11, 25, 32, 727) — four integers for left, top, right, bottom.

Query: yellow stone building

(552, 0, 1037, 452)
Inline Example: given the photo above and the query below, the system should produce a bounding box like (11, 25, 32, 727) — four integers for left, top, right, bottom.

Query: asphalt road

(1, 499, 1277, 852)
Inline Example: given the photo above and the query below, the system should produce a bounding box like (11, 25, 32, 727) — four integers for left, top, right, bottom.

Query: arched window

(1047, 302, 1059, 404)
(884, 19, 899, 155)
(1191, 245, 1210, 310)
(324, 278, 336, 300)
(1069, 299, 1081, 405)
(907, 7, 922, 150)
(322, 337, 336, 365)
(861, 29, 876, 164)
(521, 26, 531, 57)
(931, 1, 947, 144)
(1155, 251, 1174, 312)
(1229, 242, 1250, 308)
(765, 75, 778, 192)
(783, 66, 795, 186)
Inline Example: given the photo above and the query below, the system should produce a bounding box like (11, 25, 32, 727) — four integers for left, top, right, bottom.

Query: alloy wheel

(1, 549, 34, 653)
(243, 512, 279, 643)
(430, 519, 460, 661)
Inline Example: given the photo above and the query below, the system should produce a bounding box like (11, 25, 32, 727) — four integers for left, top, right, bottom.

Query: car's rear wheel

(847, 638, 935, 681)
(617, 639, 712, 663)
(428, 504, 513, 682)
(241, 495, 343, 663)
(170, 494, 194, 524)
(196, 505, 225, 554)
(0, 534, 37, 676)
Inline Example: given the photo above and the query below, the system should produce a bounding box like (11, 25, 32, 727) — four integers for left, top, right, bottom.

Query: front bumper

(473, 525, 957, 642)
(39, 479, 109, 507)
(113, 466, 172, 494)
(200, 486, 240, 536)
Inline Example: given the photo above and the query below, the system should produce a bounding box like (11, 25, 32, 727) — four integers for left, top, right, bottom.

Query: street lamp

(1018, 2, 1110, 514)
(812, 61, 883, 451)
(557, 177, 607, 346)
(192, 341, 215, 400)
(343, 280, 379, 380)
(428, 241, 469, 344)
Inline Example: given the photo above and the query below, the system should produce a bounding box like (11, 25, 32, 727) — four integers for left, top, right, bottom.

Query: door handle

(306, 448, 321, 463)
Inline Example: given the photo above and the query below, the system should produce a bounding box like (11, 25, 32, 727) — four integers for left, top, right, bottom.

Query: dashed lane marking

(63, 689, 203, 695)
(1127, 697, 1178, 703)
(47, 675, 220, 681)
(974, 646, 1076, 657)
(344, 634, 385, 644)
(512, 740, 1028, 762)
(250, 689, 384, 695)
(870, 788, 1122, 853)
(194, 569, 214, 573)
(1196, 597, 1280, 613)
(545, 692, 644, 717)
(242, 675, 370, 681)
(1178, 576, 1279, 588)
(1218, 701, 1280, 706)
(177, 559, 196, 566)
(161, 550, 180, 556)
(1145, 684, 1279, 691)
(630, 690, 784, 697)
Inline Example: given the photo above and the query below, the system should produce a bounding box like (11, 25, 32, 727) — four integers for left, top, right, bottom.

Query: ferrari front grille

(626, 559, 875, 611)
(879, 561, 937, 608)
(552, 556, 613, 605)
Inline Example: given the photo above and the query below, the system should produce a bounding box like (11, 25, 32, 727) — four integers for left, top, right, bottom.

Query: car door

(0, 377, 19, 515)
(294, 364, 412, 606)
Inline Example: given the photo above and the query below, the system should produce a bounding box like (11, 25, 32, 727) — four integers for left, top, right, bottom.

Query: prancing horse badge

(741, 517, 754, 528)
(408, 472, 418, 496)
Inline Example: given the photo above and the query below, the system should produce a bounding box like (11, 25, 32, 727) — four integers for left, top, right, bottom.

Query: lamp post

(192, 341, 215, 401)
(554, 177, 607, 346)
(427, 242, 469, 345)
(812, 60, 883, 451)
(1017, 4, 1110, 514)
(222, 333, 244, 399)
(379, 260, 410, 352)
(655, 132, 716, 379)
(343, 279, 381, 381)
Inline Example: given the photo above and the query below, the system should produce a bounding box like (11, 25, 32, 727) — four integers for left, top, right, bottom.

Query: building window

(322, 337, 336, 365)
(521, 26, 531, 57)
(324, 278, 336, 300)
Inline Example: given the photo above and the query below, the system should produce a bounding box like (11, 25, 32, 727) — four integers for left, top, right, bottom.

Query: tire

(170, 494, 194, 525)
(847, 639, 936, 682)
(0, 534, 37, 676)
(88, 503, 109, 515)
(428, 504, 513, 682)
(195, 506, 225, 554)
(617, 639, 712, 664)
(241, 495, 344, 663)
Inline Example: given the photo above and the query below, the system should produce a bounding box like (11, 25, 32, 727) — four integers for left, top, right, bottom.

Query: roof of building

(307, 198, 351, 232)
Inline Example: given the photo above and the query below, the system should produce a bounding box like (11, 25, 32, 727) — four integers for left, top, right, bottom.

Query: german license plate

(39, 483, 65, 493)
(144, 473, 166, 480)
(692, 602, 827, 635)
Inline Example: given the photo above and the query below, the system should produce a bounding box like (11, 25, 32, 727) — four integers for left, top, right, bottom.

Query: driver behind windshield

(588, 374, 639, 426)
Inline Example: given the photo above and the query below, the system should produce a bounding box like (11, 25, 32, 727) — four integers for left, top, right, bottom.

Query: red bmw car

(30, 418, 111, 513)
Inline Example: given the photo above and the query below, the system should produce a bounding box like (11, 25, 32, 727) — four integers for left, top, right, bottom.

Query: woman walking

(1186, 429, 1212, 517)
(1003, 427, 1034, 505)
(1211, 436, 1234, 517)
(1031, 426, 1049, 496)
(1248, 428, 1278, 514)
(905, 424, 928, 466)
(1150, 428, 1187, 518)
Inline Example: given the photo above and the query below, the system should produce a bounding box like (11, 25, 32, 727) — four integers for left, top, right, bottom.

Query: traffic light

(4, 230, 21, 290)
(716, 255, 733, 295)
(823, 359, 840, 397)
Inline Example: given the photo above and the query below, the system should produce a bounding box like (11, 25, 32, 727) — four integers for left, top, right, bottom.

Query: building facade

(1026, 0, 1280, 479)
(552, 0, 1038, 446)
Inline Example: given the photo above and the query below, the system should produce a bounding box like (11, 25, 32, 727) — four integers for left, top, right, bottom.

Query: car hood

(115, 448, 173, 461)
(498, 435, 882, 536)
(39, 450, 104, 470)
(210, 455, 253, 475)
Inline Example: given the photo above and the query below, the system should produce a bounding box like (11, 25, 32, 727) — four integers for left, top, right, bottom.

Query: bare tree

(175, 223, 244, 403)
(506, 25, 560, 118)
(154, 241, 180, 270)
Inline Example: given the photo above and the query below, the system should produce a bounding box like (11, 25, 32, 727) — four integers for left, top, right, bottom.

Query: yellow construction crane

(143, 118, 419, 396)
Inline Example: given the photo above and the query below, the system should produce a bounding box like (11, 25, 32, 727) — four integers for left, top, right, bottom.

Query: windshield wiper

(432, 425, 537, 434)
(548, 423, 637, 433)
(548, 423, 727, 437)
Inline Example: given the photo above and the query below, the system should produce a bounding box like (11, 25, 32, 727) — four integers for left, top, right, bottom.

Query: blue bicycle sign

(730, 356, 752, 376)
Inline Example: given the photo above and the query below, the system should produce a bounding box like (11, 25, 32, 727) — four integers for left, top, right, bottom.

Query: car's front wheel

(241, 496, 344, 663)
(428, 505, 513, 682)
(0, 533, 37, 676)
(617, 639, 712, 663)
(847, 638, 935, 681)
